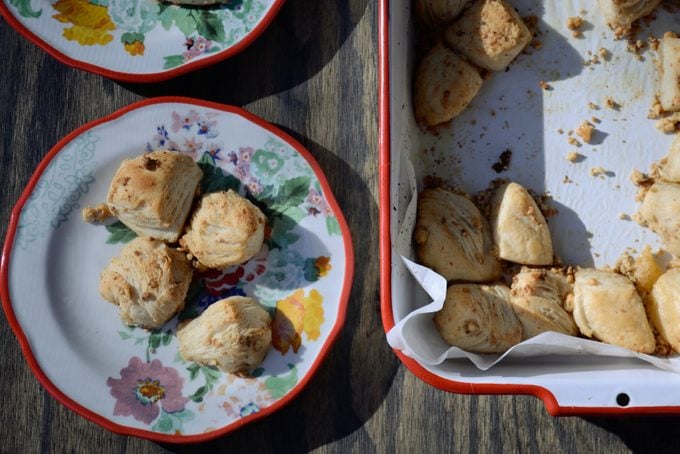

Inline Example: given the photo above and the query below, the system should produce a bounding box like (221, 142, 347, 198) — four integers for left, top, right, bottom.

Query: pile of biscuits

(84, 149, 271, 376)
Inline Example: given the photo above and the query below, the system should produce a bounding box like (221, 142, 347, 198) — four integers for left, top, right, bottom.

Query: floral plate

(0, 97, 353, 442)
(0, 0, 285, 81)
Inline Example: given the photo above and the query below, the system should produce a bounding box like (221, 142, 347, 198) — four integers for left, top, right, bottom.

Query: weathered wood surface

(1, 1, 680, 452)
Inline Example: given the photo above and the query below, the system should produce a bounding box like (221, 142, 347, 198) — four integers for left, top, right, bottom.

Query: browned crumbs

(605, 97, 619, 109)
(539, 80, 551, 90)
(656, 113, 680, 133)
(576, 121, 595, 143)
(588, 102, 599, 110)
(82, 203, 112, 223)
(566, 151, 584, 162)
(567, 16, 584, 38)
(567, 136, 581, 147)
(648, 96, 663, 119)
(590, 166, 607, 177)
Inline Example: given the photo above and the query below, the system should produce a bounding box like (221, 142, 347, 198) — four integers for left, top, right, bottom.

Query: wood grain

(2, 1, 680, 452)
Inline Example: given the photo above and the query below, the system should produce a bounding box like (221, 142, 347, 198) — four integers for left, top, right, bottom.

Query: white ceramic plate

(1, 97, 353, 442)
(0, 0, 284, 81)
(380, 0, 680, 414)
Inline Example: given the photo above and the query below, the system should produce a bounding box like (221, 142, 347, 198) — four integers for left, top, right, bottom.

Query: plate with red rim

(379, 0, 680, 415)
(1, 96, 353, 442)
(0, 0, 285, 82)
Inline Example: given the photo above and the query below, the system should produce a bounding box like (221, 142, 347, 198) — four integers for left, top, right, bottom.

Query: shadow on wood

(585, 416, 680, 453)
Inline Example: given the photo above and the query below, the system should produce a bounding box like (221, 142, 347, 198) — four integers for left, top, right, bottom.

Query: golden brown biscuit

(490, 182, 553, 265)
(414, 0, 471, 27)
(509, 268, 577, 339)
(106, 150, 203, 243)
(637, 181, 680, 255)
(444, 0, 531, 71)
(177, 296, 272, 375)
(572, 269, 655, 353)
(433, 284, 522, 353)
(180, 190, 266, 269)
(597, 0, 661, 33)
(658, 32, 680, 113)
(414, 187, 501, 282)
(648, 268, 680, 352)
(99, 237, 193, 329)
(413, 42, 483, 128)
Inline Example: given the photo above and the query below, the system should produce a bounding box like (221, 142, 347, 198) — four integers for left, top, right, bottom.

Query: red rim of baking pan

(0, 96, 355, 442)
(377, 0, 680, 416)
(0, 1, 286, 83)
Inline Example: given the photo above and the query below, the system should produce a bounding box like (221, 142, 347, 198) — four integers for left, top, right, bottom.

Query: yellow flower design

(272, 289, 325, 354)
(124, 40, 145, 56)
(314, 256, 332, 277)
(52, 0, 115, 46)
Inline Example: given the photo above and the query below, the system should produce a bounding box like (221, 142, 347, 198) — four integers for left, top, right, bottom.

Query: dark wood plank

(2, 1, 680, 453)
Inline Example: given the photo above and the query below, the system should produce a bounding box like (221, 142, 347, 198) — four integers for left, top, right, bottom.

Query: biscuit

(180, 190, 266, 269)
(106, 150, 203, 243)
(413, 42, 483, 127)
(444, 0, 531, 71)
(434, 284, 522, 353)
(490, 182, 553, 265)
(572, 269, 655, 353)
(414, 187, 501, 282)
(99, 237, 193, 329)
(177, 296, 272, 375)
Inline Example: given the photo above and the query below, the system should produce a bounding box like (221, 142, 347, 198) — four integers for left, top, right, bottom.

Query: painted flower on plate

(171, 110, 200, 133)
(107, 357, 189, 424)
(52, 0, 115, 46)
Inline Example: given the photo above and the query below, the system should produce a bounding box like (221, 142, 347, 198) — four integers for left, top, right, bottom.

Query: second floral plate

(0, 0, 285, 81)
(1, 97, 353, 442)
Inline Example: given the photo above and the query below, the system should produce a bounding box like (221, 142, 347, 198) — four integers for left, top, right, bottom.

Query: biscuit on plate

(637, 181, 680, 255)
(99, 237, 193, 329)
(177, 296, 272, 376)
(180, 190, 266, 270)
(106, 150, 203, 243)
(648, 268, 680, 353)
(659, 32, 680, 113)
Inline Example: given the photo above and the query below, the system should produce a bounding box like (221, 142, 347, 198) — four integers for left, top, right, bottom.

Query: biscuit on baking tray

(414, 0, 471, 27)
(106, 150, 203, 243)
(648, 268, 680, 353)
(99, 237, 193, 330)
(444, 0, 531, 71)
(413, 42, 483, 128)
(180, 190, 266, 269)
(658, 32, 680, 113)
(597, 0, 661, 33)
(509, 267, 577, 339)
(490, 182, 553, 266)
(659, 135, 680, 183)
(177, 296, 272, 376)
(434, 284, 522, 353)
(637, 181, 680, 255)
(572, 269, 655, 353)
(414, 187, 501, 282)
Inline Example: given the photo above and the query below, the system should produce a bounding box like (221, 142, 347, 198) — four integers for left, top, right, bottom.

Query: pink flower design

(306, 188, 332, 216)
(183, 136, 203, 156)
(182, 37, 213, 62)
(171, 110, 200, 133)
(239, 146, 254, 163)
(107, 357, 189, 425)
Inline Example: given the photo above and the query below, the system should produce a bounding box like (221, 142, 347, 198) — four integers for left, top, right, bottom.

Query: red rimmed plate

(1, 96, 353, 442)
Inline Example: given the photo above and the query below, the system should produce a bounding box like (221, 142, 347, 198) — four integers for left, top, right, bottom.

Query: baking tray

(379, 0, 680, 414)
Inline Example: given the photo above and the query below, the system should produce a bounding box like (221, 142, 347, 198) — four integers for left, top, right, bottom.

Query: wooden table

(1, 1, 680, 452)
